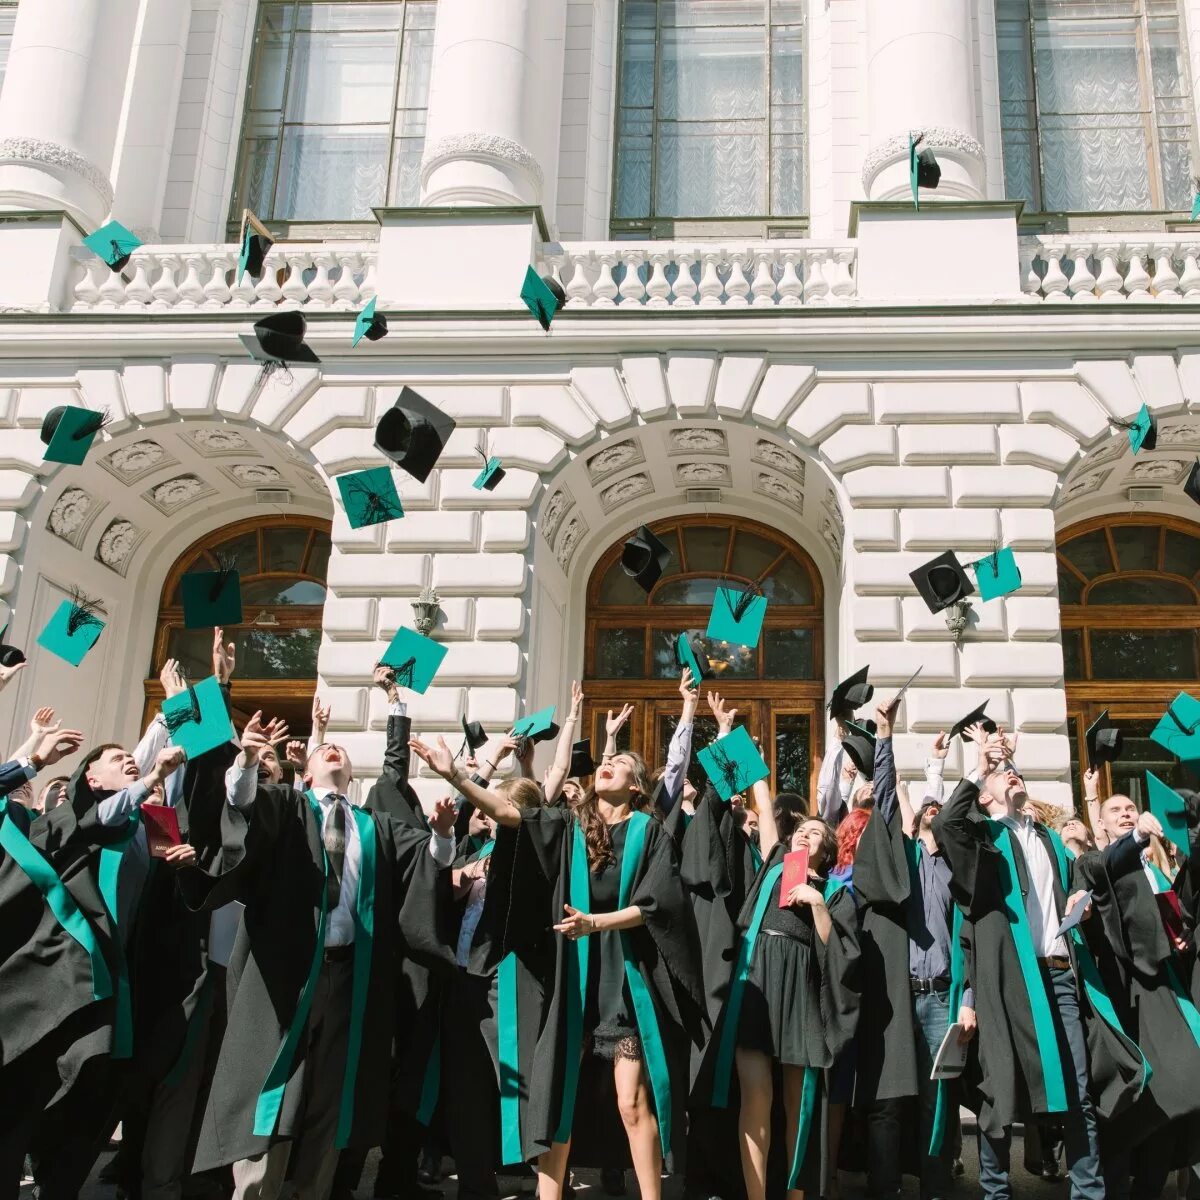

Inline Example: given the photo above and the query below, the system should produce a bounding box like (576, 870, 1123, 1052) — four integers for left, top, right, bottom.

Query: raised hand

(1137, 810, 1164, 841)
(160, 658, 186, 700)
(930, 731, 949, 761)
(409, 735, 456, 782)
(150, 745, 188, 784)
(1083, 766, 1101, 801)
(679, 668, 696, 698)
(605, 704, 634, 738)
(311, 695, 331, 737)
(570, 679, 584, 717)
(0, 659, 25, 688)
(212, 629, 236, 684)
(706, 691, 738, 736)
(372, 663, 398, 698)
(29, 707, 57, 737)
(492, 735, 519, 764)
(874, 695, 901, 740)
(34, 727, 84, 766)
(240, 711, 271, 764)
(285, 740, 307, 770)
(430, 796, 457, 838)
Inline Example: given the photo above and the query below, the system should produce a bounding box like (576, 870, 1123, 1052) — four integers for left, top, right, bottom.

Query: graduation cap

(336, 466, 404, 529)
(706, 583, 768, 649)
(971, 546, 1022, 603)
(910, 551, 974, 615)
(378, 626, 447, 695)
(909, 133, 940, 209)
(458, 717, 488, 759)
(1186, 459, 1200, 507)
(180, 560, 242, 630)
(1150, 691, 1200, 762)
(36, 591, 105, 667)
(41, 405, 109, 466)
(236, 210, 274, 284)
(374, 387, 457, 484)
(512, 704, 559, 743)
(1145, 771, 1190, 858)
(161, 674, 235, 760)
(828, 665, 873, 720)
(697, 725, 770, 801)
(841, 719, 877, 778)
(949, 701, 998, 743)
(82, 220, 142, 273)
(352, 296, 387, 348)
(1112, 403, 1157, 455)
(0, 635, 23, 668)
(1191, 177, 1200, 221)
(240, 310, 320, 368)
(472, 448, 506, 492)
(620, 525, 672, 594)
(1085, 710, 1122, 771)
(520, 265, 565, 332)
(569, 739, 596, 778)
(675, 631, 711, 690)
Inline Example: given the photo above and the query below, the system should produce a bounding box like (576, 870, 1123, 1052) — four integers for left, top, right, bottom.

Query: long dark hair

(774, 791, 809, 848)
(570, 750, 653, 870)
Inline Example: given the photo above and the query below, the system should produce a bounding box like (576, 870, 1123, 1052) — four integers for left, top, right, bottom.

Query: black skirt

(736, 930, 818, 1067)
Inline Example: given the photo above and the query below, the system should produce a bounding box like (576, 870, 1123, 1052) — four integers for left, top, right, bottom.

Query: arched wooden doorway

(142, 516, 331, 736)
(1059, 513, 1200, 802)
(583, 516, 825, 797)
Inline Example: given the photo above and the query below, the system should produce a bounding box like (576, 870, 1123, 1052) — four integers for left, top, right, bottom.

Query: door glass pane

(1090, 629, 1199, 679)
(264, 527, 310, 573)
(1068, 713, 1082, 808)
(731, 529, 782, 580)
(763, 628, 814, 678)
(655, 576, 723, 605)
(1110, 524, 1158, 572)
(653, 631, 754, 679)
(774, 713, 811, 797)
(683, 524, 730, 573)
(1087, 578, 1194, 605)
(1163, 529, 1200, 582)
(596, 627, 645, 678)
(1110, 718, 1194, 801)
(1061, 529, 1113, 578)
(762, 556, 813, 603)
(601, 560, 652, 604)
(240, 579, 327, 606)
(1057, 564, 1084, 605)
(1062, 628, 1085, 679)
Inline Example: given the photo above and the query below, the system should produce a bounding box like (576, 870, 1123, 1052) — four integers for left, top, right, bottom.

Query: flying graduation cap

(379, 626, 448, 695)
(675, 631, 711, 689)
(0, 619, 23, 669)
(841, 719, 877, 778)
(569, 739, 596, 778)
(241, 310, 320, 368)
(1115, 403, 1157, 455)
(910, 551, 974, 615)
(375, 387, 457, 484)
(697, 725, 770, 801)
(236, 210, 274, 285)
(520, 265, 566, 332)
(1186, 459, 1200, 507)
(472, 448, 506, 492)
(909, 132, 940, 210)
(82, 220, 142, 273)
(40, 405, 109, 466)
(707, 583, 768, 648)
(161, 674, 235, 760)
(352, 296, 388, 348)
(180, 559, 243, 630)
(37, 590, 105, 666)
(1192, 177, 1200, 221)
(1145, 771, 1190, 858)
(828, 665, 873, 720)
(1150, 691, 1200, 762)
(458, 717, 488, 759)
(336, 466, 404, 529)
(621, 525, 672, 594)
(949, 701, 998, 743)
(1085, 710, 1122, 771)
(971, 546, 1022, 603)
(512, 705, 559, 743)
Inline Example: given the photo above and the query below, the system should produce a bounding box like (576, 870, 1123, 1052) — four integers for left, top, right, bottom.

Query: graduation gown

(932, 781, 1147, 1138)
(477, 806, 705, 1167)
(176, 782, 455, 1169)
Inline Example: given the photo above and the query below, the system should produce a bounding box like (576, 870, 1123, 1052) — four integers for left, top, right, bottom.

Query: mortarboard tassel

(73, 409, 111, 445)
(709, 741, 744, 798)
(66, 589, 105, 639)
(723, 579, 763, 625)
(164, 683, 202, 736)
(1165, 703, 1200, 737)
(389, 656, 417, 691)
(208, 553, 239, 605)
(345, 476, 403, 527)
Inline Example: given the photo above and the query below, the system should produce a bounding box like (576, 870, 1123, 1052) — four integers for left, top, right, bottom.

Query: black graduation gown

(176, 781, 456, 1169)
(932, 780, 1146, 1137)
(477, 806, 705, 1167)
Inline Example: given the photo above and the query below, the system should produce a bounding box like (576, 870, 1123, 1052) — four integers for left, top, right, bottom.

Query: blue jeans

(978, 966, 1104, 1200)
(913, 990, 954, 1200)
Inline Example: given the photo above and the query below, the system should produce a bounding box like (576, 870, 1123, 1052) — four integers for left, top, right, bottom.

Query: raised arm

(1082, 767, 1107, 849)
(12, 706, 61, 764)
(872, 696, 901, 824)
(544, 680, 584, 803)
(659, 669, 698, 814)
(603, 703, 634, 760)
(411, 735, 523, 828)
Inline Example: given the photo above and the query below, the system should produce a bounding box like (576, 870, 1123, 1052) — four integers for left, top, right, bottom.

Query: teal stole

(1145, 860, 1200, 1050)
(253, 792, 377, 1148)
(97, 814, 142, 1059)
(0, 795, 113, 1003)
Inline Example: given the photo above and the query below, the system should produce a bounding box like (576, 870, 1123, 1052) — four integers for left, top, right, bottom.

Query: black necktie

(324, 797, 346, 910)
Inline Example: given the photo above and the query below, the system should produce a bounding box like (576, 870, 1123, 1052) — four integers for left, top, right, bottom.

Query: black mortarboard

(241, 311, 320, 366)
(910, 551, 974, 615)
(949, 701, 998, 743)
(829, 665, 873, 719)
(459, 716, 488, 758)
(0, 621, 24, 668)
(621, 525, 672, 593)
(237, 210, 274, 284)
(569, 739, 596, 778)
(1086, 710, 1122, 771)
(374, 387, 457, 484)
(1185, 459, 1200, 506)
(841, 720, 877, 778)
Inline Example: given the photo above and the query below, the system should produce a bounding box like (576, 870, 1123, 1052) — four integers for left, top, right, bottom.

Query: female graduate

(702, 755, 861, 1200)
(410, 692, 705, 1200)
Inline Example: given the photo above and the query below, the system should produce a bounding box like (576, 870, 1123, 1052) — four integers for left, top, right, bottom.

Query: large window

(1059, 515, 1200, 802)
(613, 0, 806, 237)
(998, 0, 1195, 214)
(233, 1, 435, 223)
(0, 2, 18, 99)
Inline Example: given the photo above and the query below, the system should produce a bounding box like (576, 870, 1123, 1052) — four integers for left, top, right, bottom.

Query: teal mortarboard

(161, 674, 235, 760)
(674, 631, 711, 689)
(352, 296, 388, 348)
(236, 209, 273, 284)
(180, 564, 242, 630)
(520, 265, 566, 332)
(706, 584, 768, 648)
(512, 704, 559, 743)
(379, 626, 447, 695)
(336, 466, 404, 529)
(971, 546, 1022, 602)
(82, 220, 142, 273)
(1123, 403, 1157, 454)
(36, 593, 105, 667)
(1145, 770, 1190, 858)
(1151, 691, 1200, 761)
(698, 725, 770, 801)
(472, 448, 506, 492)
(909, 133, 940, 211)
(40, 405, 108, 466)
(1191, 180, 1200, 221)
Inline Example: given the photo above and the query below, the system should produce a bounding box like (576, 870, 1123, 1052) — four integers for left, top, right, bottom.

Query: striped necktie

(324, 796, 346, 910)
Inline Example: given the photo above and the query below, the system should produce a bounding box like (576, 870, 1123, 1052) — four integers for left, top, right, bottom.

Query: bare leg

(537, 1140, 571, 1200)
(614, 1054, 661, 1200)
(736, 1048, 773, 1200)
(780, 1065, 808, 1200)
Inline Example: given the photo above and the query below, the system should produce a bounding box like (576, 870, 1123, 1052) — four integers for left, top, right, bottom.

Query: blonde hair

(1024, 797, 1066, 829)
(496, 777, 542, 811)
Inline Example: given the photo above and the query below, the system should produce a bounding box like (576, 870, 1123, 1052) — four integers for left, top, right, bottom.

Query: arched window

(585, 516, 824, 797)
(1058, 514, 1200, 800)
(143, 516, 331, 734)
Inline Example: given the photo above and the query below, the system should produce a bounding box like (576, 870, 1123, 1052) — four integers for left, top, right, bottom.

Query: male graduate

(932, 727, 1146, 1200)
(177, 727, 459, 1200)
(853, 713, 974, 1200)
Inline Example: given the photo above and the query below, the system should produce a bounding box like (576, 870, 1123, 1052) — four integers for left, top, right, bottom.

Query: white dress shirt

(998, 811, 1067, 959)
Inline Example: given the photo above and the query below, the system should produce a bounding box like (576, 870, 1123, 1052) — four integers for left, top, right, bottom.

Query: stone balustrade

(1020, 234, 1200, 302)
(539, 241, 859, 308)
(70, 243, 378, 312)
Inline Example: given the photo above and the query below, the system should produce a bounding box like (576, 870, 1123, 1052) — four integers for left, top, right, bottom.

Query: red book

(779, 847, 810, 907)
(142, 804, 181, 858)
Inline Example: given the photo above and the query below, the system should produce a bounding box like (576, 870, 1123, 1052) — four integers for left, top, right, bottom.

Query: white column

(0, 0, 140, 227)
(861, 0, 986, 202)
(419, 0, 564, 207)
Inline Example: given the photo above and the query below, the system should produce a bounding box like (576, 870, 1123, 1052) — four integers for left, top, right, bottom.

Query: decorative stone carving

(1076, 437, 1126, 470)
(102, 439, 173, 484)
(822, 516, 843, 554)
(585, 438, 644, 484)
(667, 428, 727, 455)
(299, 471, 327, 494)
(185, 427, 251, 456)
(145, 474, 215, 515)
(860, 126, 985, 192)
(674, 461, 731, 486)
(96, 518, 145, 576)
(541, 485, 574, 545)
(752, 439, 806, 485)
(1128, 458, 1187, 483)
(1158, 422, 1200, 447)
(48, 487, 97, 546)
(557, 513, 589, 572)
(420, 132, 544, 189)
(0, 137, 115, 210)
(599, 472, 654, 513)
(228, 463, 283, 486)
(1061, 469, 1112, 503)
(753, 471, 804, 512)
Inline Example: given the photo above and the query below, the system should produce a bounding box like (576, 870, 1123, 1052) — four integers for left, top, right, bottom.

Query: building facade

(2, 0, 1200, 809)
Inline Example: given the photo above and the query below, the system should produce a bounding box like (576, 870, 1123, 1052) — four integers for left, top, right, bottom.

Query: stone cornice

(419, 132, 544, 189)
(0, 137, 114, 209)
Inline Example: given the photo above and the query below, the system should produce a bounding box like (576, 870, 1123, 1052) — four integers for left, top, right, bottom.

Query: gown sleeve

(387, 817, 458, 970)
(816, 884, 862, 1061)
(679, 783, 737, 898)
(931, 777, 998, 917)
(852, 738, 911, 908)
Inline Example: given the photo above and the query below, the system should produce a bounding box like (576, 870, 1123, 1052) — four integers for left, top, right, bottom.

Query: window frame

(610, 0, 810, 239)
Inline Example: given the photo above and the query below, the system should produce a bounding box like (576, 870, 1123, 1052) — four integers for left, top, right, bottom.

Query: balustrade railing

(1020, 234, 1200, 301)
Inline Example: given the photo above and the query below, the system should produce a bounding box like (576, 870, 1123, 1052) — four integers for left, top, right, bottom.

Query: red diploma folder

(141, 804, 181, 858)
(779, 847, 810, 907)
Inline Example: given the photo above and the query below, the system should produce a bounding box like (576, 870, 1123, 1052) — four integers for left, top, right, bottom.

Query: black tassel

(1166, 704, 1200, 737)
(388, 656, 416, 690)
(346, 477, 402, 526)
(708, 742, 744, 798)
(723, 580, 762, 624)
(257, 361, 293, 388)
(73, 408, 111, 442)
(164, 683, 202, 734)
(66, 589, 104, 637)
(208, 552, 239, 603)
